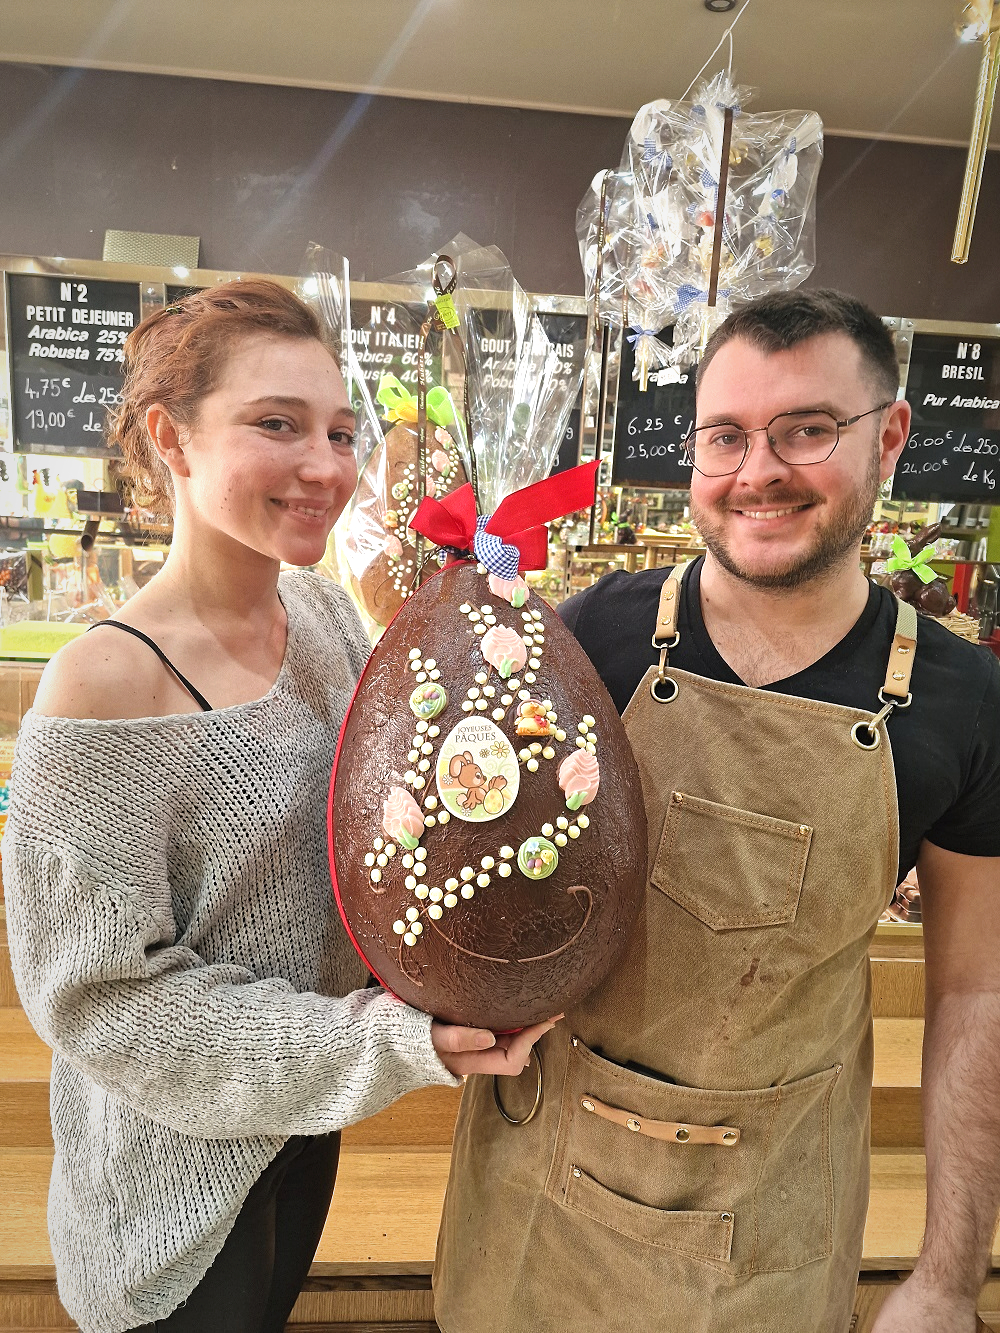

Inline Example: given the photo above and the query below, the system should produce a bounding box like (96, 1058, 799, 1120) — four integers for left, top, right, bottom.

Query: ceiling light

(704, 0, 737, 11)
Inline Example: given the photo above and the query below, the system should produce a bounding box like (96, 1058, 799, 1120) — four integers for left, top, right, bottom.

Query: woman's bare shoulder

(31, 622, 186, 721)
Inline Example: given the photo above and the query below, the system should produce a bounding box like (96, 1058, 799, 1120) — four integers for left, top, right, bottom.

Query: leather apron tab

(580, 1095, 740, 1146)
(882, 598, 918, 701)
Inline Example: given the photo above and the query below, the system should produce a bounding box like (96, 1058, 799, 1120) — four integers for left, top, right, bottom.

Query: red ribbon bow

(408, 459, 599, 572)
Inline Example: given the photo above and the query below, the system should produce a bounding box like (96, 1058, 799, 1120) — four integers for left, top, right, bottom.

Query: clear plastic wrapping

(577, 72, 823, 375)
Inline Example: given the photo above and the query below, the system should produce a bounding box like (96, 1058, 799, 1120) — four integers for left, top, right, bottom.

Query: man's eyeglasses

(683, 402, 894, 478)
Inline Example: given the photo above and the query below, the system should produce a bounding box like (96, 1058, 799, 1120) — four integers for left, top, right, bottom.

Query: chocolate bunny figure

(448, 752, 508, 812)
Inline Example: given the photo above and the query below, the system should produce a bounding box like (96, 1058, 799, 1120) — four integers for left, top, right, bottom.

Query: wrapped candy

(885, 526, 957, 617)
(578, 72, 823, 376)
(330, 242, 647, 1030)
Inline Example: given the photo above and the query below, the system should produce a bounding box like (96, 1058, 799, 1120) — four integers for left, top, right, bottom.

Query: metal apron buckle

(494, 1048, 543, 1126)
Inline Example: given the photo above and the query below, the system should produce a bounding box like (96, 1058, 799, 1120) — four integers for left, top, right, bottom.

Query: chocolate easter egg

(329, 561, 647, 1030)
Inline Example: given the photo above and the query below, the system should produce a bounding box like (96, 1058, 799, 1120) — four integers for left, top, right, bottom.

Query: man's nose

(736, 427, 795, 487)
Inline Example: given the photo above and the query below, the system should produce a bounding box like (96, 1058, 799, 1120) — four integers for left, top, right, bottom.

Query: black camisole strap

(89, 621, 213, 712)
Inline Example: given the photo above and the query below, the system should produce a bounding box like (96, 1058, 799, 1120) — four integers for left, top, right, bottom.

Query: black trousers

(133, 1133, 340, 1333)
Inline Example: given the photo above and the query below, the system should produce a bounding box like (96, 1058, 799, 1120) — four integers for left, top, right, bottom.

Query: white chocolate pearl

(409, 660, 422, 672)
(468, 611, 480, 622)
(527, 759, 539, 772)
(557, 816, 569, 829)
(408, 648, 421, 659)
(483, 686, 496, 698)
(429, 670, 441, 680)
(462, 701, 474, 712)
(414, 864, 426, 878)
(365, 853, 375, 867)
(406, 766, 418, 779)
(578, 722, 589, 734)
(421, 742, 433, 755)
(577, 814, 591, 829)
(377, 853, 388, 867)
(459, 604, 471, 614)
(525, 673, 536, 683)
(531, 610, 542, 620)
(484, 615, 497, 625)
(569, 826, 581, 839)
(466, 884, 479, 898)
(474, 624, 486, 635)
(587, 732, 597, 744)
(476, 873, 490, 888)
(425, 795, 438, 809)
(429, 904, 443, 920)
(425, 816, 436, 827)
(529, 659, 540, 670)
(509, 678, 521, 689)
(418, 759, 430, 772)
(385, 844, 396, 856)
(406, 906, 419, 922)
(439, 811, 451, 823)
(393, 920, 406, 934)
(403, 932, 417, 946)
(555, 729, 567, 742)
(501, 694, 513, 706)
(413, 776, 425, 789)
(430, 887, 444, 902)
(374, 838, 384, 850)
(415, 848, 427, 861)
(405, 875, 417, 890)
(583, 715, 595, 727)
(468, 687, 480, 698)
(415, 885, 429, 899)
(416, 721, 428, 733)
(542, 700, 554, 711)
(481, 605, 493, 613)
(541, 822, 554, 837)
(586, 743, 596, 755)
(518, 690, 530, 700)
(428, 726, 440, 738)
(402, 854, 414, 868)
(475, 671, 488, 684)
(444, 893, 458, 908)
(425, 658, 437, 669)
(411, 922, 423, 936)
(576, 738, 587, 749)
(445, 877, 459, 891)
(481, 856, 495, 869)
(460, 866, 474, 881)
(475, 700, 488, 710)
(408, 750, 419, 763)
(500, 846, 515, 859)
(415, 671, 427, 683)
(370, 869, 382, 883)
(521, 612, 532, 621)
(529, 743, 542, 755)
(554, 833, 568, 847)
(498, 862, 512, 877)
(492, 708, 505, 720)
(542, 747, 555, 760)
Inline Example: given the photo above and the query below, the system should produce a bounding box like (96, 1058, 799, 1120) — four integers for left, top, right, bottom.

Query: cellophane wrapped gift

(329, 239, 647, 1031)
(577, 72, 823, 380)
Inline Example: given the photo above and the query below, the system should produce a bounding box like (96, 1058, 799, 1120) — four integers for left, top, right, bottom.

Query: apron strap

(580, 1094, 740, 1146)
(881, 596, 918, 703)
(653, 562, 687, 646)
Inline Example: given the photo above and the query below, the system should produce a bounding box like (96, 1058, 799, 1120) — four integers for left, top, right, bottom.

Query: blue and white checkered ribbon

(473, 515, 521, 581)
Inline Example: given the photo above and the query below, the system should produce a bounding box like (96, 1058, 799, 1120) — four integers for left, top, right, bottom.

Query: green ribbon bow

(884, 535, 938, 584)
(375, 374, 455, 429)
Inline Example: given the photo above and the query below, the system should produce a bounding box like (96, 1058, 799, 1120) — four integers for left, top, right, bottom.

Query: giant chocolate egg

(329, 562, 647, 1030)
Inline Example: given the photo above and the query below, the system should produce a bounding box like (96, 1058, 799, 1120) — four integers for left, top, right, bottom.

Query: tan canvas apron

(435, 566, 919, 1333)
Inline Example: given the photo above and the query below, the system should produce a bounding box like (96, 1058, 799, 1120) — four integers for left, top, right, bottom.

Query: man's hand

(871, 1269, 978, 1332)
(432, 1016, 562, 1078)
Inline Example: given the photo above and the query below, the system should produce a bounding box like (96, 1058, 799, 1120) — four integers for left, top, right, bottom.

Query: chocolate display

(330, 562, 647, 1030)
(886, 524, 957, 617)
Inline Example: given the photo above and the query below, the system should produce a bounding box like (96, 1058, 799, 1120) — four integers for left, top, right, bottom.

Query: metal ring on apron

(493, 1048, 543, 1126)
(650, 674, 680, 704)
(850, 696, 900, 751)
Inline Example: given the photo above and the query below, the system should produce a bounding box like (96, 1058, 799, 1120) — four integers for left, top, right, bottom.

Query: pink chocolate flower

(431, 449, 451, 474)
(481, 625, 528, 679)
(382, 786, 425, 849)
(383, 534, 403, 561)
(558, 751, 600, 809)
(488, 573, 530, 608)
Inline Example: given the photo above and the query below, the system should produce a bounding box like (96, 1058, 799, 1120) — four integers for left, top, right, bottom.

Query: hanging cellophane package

(328, 238, 647, 1031)
(302, 243, 473, 629)
(577, 72, 822, 383)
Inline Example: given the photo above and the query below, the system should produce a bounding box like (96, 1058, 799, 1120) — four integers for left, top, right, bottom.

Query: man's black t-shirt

(559, 558, 1000, 883)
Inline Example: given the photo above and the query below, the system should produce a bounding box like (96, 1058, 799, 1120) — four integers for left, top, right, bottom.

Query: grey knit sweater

(2, 569, 458, 1333)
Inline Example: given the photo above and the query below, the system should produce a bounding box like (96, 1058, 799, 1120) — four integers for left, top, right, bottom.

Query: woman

(3, 281, 554, 1333)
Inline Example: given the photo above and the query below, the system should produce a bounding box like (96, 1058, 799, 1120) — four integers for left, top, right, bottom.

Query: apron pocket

(565, 1166, 734, 1264)
(544, 1036, 839, 1276)
(651, 790, 812, 931)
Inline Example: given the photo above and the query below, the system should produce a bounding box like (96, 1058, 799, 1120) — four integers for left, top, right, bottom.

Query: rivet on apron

(571, 1036, 579, 1047)
(722, 1130, 738, 1144)
(720, 1212, 733, 1223)
(672, 792, 683, 804)
(674, 1127, 690, 1141)
(581, 1099, 595, 1113)
(626, 1117, 642, 1132)
(897, 645, 910, 653)
(799, 825, 809, 835)
(572, 1167, 582, 1178)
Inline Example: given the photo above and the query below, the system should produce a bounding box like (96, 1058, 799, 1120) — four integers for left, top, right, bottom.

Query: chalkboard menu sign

(611, 329, 695, 487)
(537, 311, 586, 475)
(348, 297, 440, 408)
(5, 272, 141, 455)
(896, 332, 1000, 502)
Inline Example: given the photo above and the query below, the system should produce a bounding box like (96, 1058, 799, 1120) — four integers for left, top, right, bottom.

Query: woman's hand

(432, 1016, 563, 1078)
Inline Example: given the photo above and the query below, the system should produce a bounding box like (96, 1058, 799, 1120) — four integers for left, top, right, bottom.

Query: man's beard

(690, 450, 881, 591)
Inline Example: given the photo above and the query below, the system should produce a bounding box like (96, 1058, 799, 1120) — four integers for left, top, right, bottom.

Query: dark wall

(1, 61, 999, 320)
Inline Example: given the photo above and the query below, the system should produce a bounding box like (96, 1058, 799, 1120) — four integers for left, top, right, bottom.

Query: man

(433, 290, 1000, 1332)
